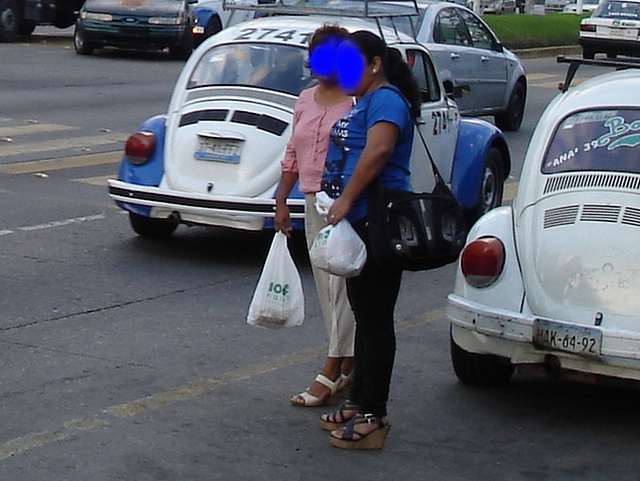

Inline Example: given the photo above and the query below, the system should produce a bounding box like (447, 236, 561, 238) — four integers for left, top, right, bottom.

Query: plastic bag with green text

(247, 232, 305, 329)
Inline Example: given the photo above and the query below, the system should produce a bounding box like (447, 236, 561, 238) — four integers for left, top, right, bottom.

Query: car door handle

(449, 53, 460, 60)
(481, 56, 490, 62)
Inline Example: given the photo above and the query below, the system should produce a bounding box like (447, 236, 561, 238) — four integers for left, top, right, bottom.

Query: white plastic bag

(247, 232, 305, 329)
(308, 192, 367, 278)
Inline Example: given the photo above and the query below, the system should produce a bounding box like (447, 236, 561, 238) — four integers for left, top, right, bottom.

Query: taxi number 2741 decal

(234, 28, 313, 45)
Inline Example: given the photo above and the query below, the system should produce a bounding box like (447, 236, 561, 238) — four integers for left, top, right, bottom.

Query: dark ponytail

(346, 30, 421, 119)
(384, 48, 421, 120)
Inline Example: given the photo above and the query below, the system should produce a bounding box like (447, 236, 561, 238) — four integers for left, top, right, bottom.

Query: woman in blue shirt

(319, 31, 421, 450)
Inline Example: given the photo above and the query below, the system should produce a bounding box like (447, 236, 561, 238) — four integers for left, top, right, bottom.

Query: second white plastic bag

(309, 192, 367, 278)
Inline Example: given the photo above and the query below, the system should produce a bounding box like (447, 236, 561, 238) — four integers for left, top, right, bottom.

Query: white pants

(304, 194, 356, 358)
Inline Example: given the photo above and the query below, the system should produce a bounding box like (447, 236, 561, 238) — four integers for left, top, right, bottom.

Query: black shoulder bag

(367, 112, 467, 271)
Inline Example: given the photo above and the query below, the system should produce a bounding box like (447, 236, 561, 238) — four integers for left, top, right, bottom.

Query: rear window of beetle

(187, 43, 314, 95)
(542, 109, 640, 175)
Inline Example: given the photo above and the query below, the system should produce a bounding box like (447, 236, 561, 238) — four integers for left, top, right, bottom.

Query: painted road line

(0, 214, 106, 237)
(0, 151, 121, 175)
(0, 123, 79, 137)
(0, 134, 126, 157)
(0, 306, 447, 460)
(72, 175, 116, 186)
(504, 181, 518, 202)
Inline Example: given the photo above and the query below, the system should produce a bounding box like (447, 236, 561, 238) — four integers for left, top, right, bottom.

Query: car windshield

(187, 43, 314, 95)
(542, 109, 640, 174)
(594, 0, 640, 18)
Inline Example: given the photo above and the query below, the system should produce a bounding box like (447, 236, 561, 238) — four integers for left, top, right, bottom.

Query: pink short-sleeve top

(280, 86, 353, 194)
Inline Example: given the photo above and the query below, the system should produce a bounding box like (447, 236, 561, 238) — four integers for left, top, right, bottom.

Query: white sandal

(291, 373, 342, 407)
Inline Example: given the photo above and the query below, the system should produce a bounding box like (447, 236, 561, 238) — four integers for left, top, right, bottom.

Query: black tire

(582, 47, 595, 59)
(467, 147, 504, 224)
(0, 0, 19, 42)
(494, 81, 525, 132)
(74, 26, 95, 55)
(17, 19, 35, 36)
(194, 16, 222, 48)
(169, 32, 193, 60)
(606, 52, 617, 59)
(129, 212, 178, 238)
(450, 333, 514, 386)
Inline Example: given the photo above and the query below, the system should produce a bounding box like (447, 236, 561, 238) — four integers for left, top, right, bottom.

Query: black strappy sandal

(329, 413, 390, 450)
(318, 400, 359, 431)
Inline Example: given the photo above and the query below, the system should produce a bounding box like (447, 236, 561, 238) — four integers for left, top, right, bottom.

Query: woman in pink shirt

(275, 25, 356, 407)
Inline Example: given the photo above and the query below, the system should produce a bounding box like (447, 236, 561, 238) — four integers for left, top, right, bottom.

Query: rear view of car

(447, 59, 640, 387)
(579, 0, 640, 59)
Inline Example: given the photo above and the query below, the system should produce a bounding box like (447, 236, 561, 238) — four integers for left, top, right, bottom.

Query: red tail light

(460, 237, 505, 288)
(580, 24, 596, 32)
(125, 131, 156, 165)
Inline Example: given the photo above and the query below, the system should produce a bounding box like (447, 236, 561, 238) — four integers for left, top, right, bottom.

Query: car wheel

(129, 213, 178, 238)
(494, 81, 525, 132)
(17, 19, 35, 36)
(606, 52, 617, 59)
(450, 333, 514, 386)
(0, 0, 19, 42)
(169, 33, 194, 60)
(582, 47, 595, 59)
(467, 147, 504, 224)
(74, 26, 95, 55)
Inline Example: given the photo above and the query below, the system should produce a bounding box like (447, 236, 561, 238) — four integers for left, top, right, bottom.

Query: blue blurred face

(308, 37, 366, 94)
(335, 40, 366, 95)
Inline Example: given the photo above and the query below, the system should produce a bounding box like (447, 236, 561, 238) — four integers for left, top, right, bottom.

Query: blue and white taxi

(107, 1, 510, 238)
(447, 57, 640, 386)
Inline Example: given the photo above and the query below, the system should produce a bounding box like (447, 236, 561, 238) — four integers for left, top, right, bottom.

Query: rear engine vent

(544, 172, 640, 194)
(622, 206, 640, 227)
(543, 205, 579, 228)
(179, 109, 229, 127)
(580, 204, 621, 223)
(231, 110, 288, 136)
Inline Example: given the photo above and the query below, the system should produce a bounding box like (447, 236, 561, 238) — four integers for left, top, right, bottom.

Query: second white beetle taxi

(448, 57, 640, 386)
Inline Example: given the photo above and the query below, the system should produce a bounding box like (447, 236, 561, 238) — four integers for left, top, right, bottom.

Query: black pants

(346, 219, 403, 418)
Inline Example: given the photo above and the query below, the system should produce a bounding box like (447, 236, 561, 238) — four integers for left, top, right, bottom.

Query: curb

(513, 45, 582, 58)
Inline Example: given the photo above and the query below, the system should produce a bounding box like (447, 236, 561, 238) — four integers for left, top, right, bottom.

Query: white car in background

(579, 0, 640, 59)
(447, 57, 640, 386)
(563, 0, 600, 13)
(107, 6, 511, 238)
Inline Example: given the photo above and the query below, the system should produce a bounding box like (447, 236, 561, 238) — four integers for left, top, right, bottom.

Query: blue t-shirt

(322, 85, 414, 223)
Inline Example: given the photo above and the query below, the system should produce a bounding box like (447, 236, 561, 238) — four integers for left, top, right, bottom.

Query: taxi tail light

(125, 131, 156, 165)
(580, 24, 596, 32)
(460, 236, 505, 288)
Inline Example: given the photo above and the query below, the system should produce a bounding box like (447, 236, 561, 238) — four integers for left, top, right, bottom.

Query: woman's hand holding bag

(247, 232, 305, 329)
(308, 192, 367, 278)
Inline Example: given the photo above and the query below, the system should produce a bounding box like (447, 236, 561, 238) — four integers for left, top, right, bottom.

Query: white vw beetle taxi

(107, 1, 510, 238)
(447, 57, 640, 386)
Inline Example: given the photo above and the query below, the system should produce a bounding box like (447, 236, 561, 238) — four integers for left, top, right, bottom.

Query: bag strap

(378, 85, 445, 186)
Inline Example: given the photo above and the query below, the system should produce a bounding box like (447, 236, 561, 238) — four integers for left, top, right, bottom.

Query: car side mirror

(494, 42, 504, 53)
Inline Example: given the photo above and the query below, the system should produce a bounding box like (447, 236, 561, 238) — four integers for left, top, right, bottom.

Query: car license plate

(606, 27, 636, 39)
(532, 318, 602, 358)
(195, 137, 242, 164)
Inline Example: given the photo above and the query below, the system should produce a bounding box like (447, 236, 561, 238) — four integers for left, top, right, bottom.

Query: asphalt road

(2, 30, 640, 481)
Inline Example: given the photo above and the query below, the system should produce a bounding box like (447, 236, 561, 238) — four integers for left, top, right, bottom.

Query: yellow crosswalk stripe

(72, 175, 116, 186)
(0, 134, 126, 157)
(0, 151, 121, 174)
(0, 123, 79, 137)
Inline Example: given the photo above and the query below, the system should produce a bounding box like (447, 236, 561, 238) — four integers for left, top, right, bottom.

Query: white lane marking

(1, 214, 106, 236)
